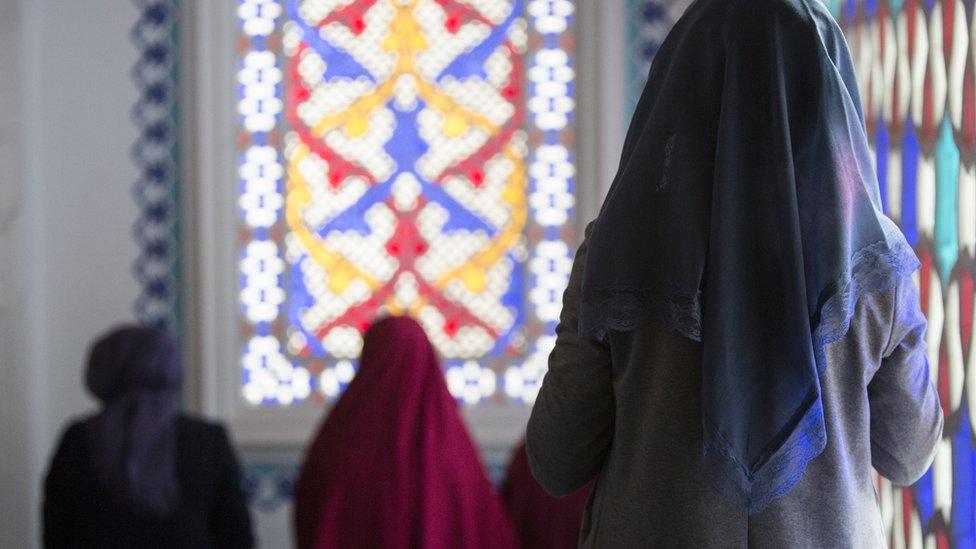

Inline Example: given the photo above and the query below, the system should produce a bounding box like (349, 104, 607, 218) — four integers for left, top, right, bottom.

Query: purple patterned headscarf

(84, 325, 181, 516)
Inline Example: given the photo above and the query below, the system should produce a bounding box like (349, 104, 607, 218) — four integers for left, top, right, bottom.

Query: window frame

(181, 0, 627, 452)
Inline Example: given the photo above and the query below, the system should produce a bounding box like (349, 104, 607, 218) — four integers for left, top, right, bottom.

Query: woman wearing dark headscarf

(527, 0, 943, 547)
(292, 316, 517, 549)
(43, 326, 254, 548)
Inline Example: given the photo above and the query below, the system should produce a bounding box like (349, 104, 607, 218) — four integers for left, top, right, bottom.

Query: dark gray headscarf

(84, 325, 181, 516)
(580, 0, 918, 513)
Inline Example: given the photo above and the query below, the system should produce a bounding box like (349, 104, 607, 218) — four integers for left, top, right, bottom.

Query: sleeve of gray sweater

(526, 222, 614, 497)
(868, 274, 944, 485)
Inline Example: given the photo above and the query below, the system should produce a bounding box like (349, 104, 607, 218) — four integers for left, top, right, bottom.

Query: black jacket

(44, 414, 254, 548)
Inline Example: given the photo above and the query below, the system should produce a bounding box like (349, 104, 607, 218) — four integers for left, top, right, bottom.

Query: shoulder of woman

(47, 419, 92, 471)
(58, 417, 93, 446)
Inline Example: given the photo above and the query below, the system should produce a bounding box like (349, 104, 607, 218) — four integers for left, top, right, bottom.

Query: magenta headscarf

(501, 441, 593, 549)
(84, 325, 181, 517)
(293, 316, 518, 549)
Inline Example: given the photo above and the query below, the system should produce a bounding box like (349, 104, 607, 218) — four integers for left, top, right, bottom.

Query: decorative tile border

(131, 0, 182, 333)
(243, 462, 300, 513)
(625, 0, 694, 119)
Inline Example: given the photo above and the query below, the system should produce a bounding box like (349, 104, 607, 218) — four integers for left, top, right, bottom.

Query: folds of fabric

(579, 0, 919, 513)
(292, 316, 518, 549)
(501, 441, 593, 549)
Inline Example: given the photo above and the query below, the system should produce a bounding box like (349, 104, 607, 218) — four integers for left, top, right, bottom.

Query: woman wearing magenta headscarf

(527, 0, 943, 546)
(501, 441, 592, 549)
(293, 316, 517, 549)
(43, 326, 253, 548)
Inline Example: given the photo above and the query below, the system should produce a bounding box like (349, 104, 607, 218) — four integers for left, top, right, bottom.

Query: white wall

(0, 1, 141, 547)
(0, 4, 37, 546)
(576, 0, 628, 226)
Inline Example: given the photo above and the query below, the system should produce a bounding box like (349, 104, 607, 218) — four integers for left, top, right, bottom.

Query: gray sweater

(526, 227, 943, 548)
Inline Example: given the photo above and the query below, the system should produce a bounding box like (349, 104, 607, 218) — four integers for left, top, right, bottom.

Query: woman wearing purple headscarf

(43, 325, 254, 548)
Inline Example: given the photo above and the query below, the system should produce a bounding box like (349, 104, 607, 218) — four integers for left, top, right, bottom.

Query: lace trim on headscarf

(579, 238, 919, 512)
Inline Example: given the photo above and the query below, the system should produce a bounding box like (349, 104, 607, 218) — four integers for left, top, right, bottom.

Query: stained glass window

(837, 1, 974, 546)
(236, 0, 576, 407)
